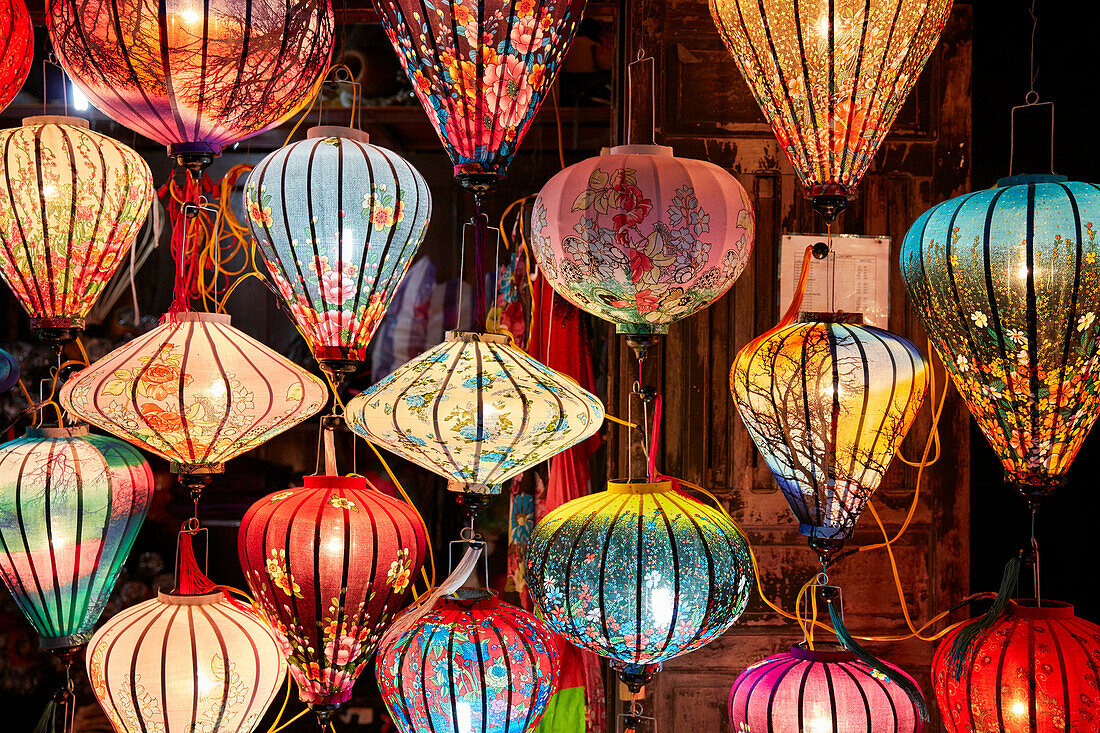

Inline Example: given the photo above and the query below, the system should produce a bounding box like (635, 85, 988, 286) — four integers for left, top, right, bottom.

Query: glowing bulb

(70, 82, 89, 112)
(324, 536, 344, 555)
(807, 717, 832, 733)
(816, 15, 831, 37)
(180, 8, 200, 22)
(456, 701, 473, 733)
(649, 586, 675, 630)
(1010, 700, 1028, 717)
(207, 379, 227, 398)
(41, 184, 58, 199)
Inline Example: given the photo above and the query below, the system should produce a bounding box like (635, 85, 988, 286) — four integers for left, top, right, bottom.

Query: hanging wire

(625, 50, 656, 145)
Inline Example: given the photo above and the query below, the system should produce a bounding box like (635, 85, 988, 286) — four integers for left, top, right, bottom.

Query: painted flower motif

(269, 490, 295, 502)
(1016, 349, 1029, 365)
(387, 548, 413, 593)
(1078, 312, 1096, 332)
(248, 198, 273, 227)
(266, 548, 303, 598)
(955, 353, 970, 373)
(323, 634, 362, 666)
(139, 403, 185, 432)
(510, 16, 542, 55)
(1087, 251, 1097, 265)
(484, 55, 533, 128)
(738, 724, 751, 733)
(137, 361, 193, 401)
(970, 311, 988, 328)
(328, 495, 358, 511)
(315, 309, 360, 344)
(1006, 328, 1028, 346)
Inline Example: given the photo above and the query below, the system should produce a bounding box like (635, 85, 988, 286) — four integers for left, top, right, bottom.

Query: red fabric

(0, 0, 33, 112)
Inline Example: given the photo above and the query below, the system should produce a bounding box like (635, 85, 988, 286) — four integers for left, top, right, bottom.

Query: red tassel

(176, 528, 217, 595)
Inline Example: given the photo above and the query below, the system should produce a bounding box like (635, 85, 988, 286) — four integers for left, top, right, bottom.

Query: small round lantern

(0, 0, 33, 113)
(932, 600, 1100, 732)
(376, 589, 559, 733)
(532, 144, 755, 336)
(0, 346, 18, 392)
(238, 474, 427, 724)
(0, 425, 152, 650)
(729, 643, 926, 733)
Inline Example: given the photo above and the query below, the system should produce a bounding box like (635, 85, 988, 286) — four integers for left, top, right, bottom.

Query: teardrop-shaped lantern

(245, 126, 432, 377)
(238, 475, 427, 724)
(0, 116, 153, 343)
(709, 0, 953, 221)
(0, 425, 152, 650)
(526, 479, 755, 688)
(375, 0, 584, 189)
(47, 0, 334, 171)
(0, 0, 33, 113)
(730, 313, 927, 563)
(900, 175, 1100, 501)
(59, 312, 328, 485)
(532, 144, 755, 336)
(376, 589, 559, 733)
(346, 331, 604, 494)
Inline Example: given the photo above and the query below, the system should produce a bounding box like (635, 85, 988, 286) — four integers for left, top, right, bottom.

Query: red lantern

(0, 0, 32, 112)
(932, 600, 1100, 732)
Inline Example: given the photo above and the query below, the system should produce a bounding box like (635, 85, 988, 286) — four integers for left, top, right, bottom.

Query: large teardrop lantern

(0, 426, 152, 650)
(346, 331, 604, 494)
(47, 0, 334, 171)
(526, 479, 755, 687)
(901, 175, 1100, 501)
(0, 117, 153, 343)
(238, 475, 427, 723)
(730, 313, 928, 563)
(376, 590, 559, 733)
(375, 0, 585, 188)
(532, 144, 755, 335)
(245, 126, 432, 377)
(709, 0, 954, 221)
(0, 0, 32, 112)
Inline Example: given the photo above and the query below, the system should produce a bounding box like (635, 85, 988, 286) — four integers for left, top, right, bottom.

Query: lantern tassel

(946, 552, 1022, 681)
(177, 528, 217, 595)
(32, 700, 58, 733)
(822, 588, 930, 722)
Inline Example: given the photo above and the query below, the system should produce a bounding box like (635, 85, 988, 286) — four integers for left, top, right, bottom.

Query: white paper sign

(779, 234, 891, 326)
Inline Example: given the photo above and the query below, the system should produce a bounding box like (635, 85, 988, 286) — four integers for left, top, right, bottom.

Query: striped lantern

(60, 312, 327, 483)
(901, 175, 1100, 500)
(730, 313, 928, 563)
(238, 475, 427, 723)
(0, 425, 152, 650)
(345, 331, 604, 494)
(0, 116, 153, 342)
(0, 0, 33, 112)
(729, 644, 926, 732)
(245, 126, 432, 377)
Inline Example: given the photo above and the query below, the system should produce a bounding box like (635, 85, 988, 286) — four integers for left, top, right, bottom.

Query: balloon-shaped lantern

(60, 312, 327, 491)
(532, 144, 755, 344)
(709, 0, 953, 221)
(0, 426, 152, 650)
(346, 331, 604, 495)
(731, 313, 928, 564)
(375, 0, 585, 189)
(376, 590, 559, 733)
(932, 600, 1100, 732)
(901, 176, 1100, 502)
(729, 644, 926, 733)
(239, 475, 427, 725)
(0, 347, 18, 393)
(527, 479, 754, 689)
(0, 0, 33, 112)
(0, 117, 153, 343)
(47, 0, 334, 171)
(245, 127, 432, 378)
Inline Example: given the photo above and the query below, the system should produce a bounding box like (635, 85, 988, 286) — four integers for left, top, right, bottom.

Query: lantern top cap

(160, 311, 232, 326)
(607, 144, 674, 158)
(307, 126, 371, 144)
(796, 311, 865, 325)
(26, 425, 90, 440)
(1009, 598, 1075, 619)
(789, 642, 856, 663)
(303, 474, 368, 490)
(607, 479, 673, 495)
(445, 331, 510, 345)
(157, 590, 224, 606)
(22, 115, 90, 129)
(996, 173, 1069, 187)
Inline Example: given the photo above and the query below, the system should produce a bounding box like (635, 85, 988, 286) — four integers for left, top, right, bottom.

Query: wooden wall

(604, 2, 974, 730)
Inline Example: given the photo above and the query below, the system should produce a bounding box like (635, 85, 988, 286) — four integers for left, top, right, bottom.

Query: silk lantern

(901, 175, 1100, 501)
(932, 600, 1100, 732)
(60, 311, 327, 489)
(47, 0, 334, 171)
(0, 0, 32, 112)
(526, 479, 754, 687)
(710, 0, 953, 221)
(346, 331, 604, 494)
(0, 346, 18, 393)
(375, 0, 585, 189)
(245, 126, 432, 377)
(239, 475, 427, 723)
(0, 117, 153, 343)
(376, 589, 559, 733)
(730, 313, 927, 564)
(729, 644, 926, 733)
(0, 425, 152, 650)
(532, 144, 755, 337)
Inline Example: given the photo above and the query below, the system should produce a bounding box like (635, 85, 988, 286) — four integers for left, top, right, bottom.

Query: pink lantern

(532, 144, 754, 338)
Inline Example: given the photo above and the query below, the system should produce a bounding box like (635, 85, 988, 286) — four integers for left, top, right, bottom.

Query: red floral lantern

(932, 600, 1100, 732)
(0, 0, 32, 112)
(238, 475, 428, 725)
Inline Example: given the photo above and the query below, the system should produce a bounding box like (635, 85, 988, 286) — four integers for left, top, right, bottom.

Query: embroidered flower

(323, 634, 362, 666)
(387, 548, 413, 593)
(269, 491, 295, 502)
(970, 311, 988, 328)
(266, 548, 302, 598)
(1078, 312, 1096, 332)
(955, 354, 970, 373)
(328, 496, 358, 511)
(139, 403, 185, 432)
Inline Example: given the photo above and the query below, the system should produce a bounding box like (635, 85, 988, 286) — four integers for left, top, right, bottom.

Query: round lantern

(729, 643, 926, 733)
(901, 175, 1100, 501)
(59, 311, 328, 487)
(375, 0, 584, 188)
(709, 0, 953, 221)
(346, 331, 605, 494)
(87, 589, 286, 732)
(238, 474, 427, 723)
(0, 425, 152, 650)
(532, 144, 755, 336)
(0, 346, 18, 392)
(47, 0, 334, 171)
(245, 126, 432, 377)
(0, 0, 33, 112)
(932, 600, 1100, 732)
(526, 479, 754, 685)
(376, 589, 559, 733)
(730, 313, 927, 564)
(0, 116, 153, 343)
